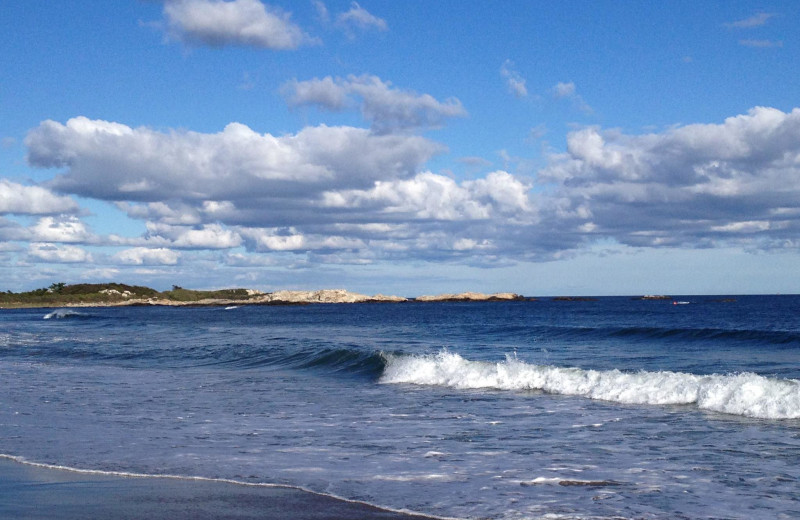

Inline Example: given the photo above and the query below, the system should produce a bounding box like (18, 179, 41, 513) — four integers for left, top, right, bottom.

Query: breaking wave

(379, 351, 800, 420)
(43, 309, 90, 320)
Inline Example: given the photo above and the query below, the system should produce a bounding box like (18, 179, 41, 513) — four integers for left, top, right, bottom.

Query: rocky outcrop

(99, 289, 134, 298)
(415, 292, 523, 302)
(254, 289, 407, 304)
(369, 293, 407, 303)
(11, 286, 531, 309)
(106, 289, 405, 307)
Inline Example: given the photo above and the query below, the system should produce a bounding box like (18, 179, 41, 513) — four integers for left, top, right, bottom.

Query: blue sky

(1, 1, 799, 296)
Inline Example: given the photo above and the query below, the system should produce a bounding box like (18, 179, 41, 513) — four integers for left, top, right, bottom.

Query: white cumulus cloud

(28, 243, 93, 263)
(0, 180, 79, 215)
(145, 222, 243, 249)
(163, 0, 314, 49)
(21, 106, 800, 268)
(27, 117, 442, 203)
(30, 216, 94, 243)
(239, 227, 307, 251)
(322, 170, 534, 222)
(113, 247, 181, 265)
(539, 106, 800, 249)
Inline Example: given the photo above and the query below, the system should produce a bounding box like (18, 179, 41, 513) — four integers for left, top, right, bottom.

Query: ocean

(1, 296, 799, 519)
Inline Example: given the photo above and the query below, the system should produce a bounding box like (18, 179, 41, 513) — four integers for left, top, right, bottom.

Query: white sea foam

(373, 473, 458, 482)
(424, 451, 447, 458)
(380, 351, 800, 420)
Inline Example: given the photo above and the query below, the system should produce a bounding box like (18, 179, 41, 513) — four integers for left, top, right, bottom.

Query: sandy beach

(0, 458, 432, 520)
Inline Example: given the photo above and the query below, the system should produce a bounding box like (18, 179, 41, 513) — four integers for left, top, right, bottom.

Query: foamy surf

(43, 309, 87, 320)
(380, 351, 800, 420)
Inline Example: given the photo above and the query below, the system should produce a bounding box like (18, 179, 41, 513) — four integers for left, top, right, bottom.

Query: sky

(1, 1, 799, 296)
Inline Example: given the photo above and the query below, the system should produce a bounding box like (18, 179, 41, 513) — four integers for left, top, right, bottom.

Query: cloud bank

(540, 106, 800, 250)
(26, 117, 442, 204)
(17, 106, 800, 273)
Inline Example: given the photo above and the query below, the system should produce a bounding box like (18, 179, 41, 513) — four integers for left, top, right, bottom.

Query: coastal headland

(0, 282, 531, 309)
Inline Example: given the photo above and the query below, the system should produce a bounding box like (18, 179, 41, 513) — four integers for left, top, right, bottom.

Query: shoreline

(5, 285, 780, 311)
(5, 282, 784, 310)
(0, 456, 441, 520)
(0, 289, 529, 310)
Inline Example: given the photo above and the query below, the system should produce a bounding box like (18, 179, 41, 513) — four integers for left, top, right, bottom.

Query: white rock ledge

(414, 292, 523, 302)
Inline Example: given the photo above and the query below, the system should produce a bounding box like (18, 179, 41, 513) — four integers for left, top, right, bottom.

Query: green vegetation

(0, 282, 252, 308)
(160, 287, 252, 302)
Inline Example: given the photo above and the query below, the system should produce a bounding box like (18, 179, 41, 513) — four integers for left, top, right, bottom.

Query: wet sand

(0, 459, 434, 520)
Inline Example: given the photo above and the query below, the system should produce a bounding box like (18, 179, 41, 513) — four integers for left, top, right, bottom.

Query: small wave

(200, 346, 385, 378)
(181, 345, 388, 378)
(537, 324, 800, 345)
(0, 454, 451, 520)
(605, 325, 800, 345)
(293, 347, 386, 375)
(43, 309, 89, 320)
(2, 333, 389, 376)
(380, 351, 800, 420)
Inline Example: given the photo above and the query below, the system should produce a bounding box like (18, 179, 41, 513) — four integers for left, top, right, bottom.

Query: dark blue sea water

(2, 296, 800, 519)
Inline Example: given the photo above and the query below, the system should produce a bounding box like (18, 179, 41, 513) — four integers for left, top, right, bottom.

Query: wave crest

(379, 351, 800, 420)
(43, 309, 89, 320)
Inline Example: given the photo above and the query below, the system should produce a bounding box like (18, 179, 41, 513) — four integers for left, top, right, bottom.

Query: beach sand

(0, 458, 432, 520)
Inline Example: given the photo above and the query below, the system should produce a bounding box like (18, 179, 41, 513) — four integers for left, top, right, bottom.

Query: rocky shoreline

(1, 286, 530, 309)
(101, 289, 528, 307)
(0, 284, 702, 309)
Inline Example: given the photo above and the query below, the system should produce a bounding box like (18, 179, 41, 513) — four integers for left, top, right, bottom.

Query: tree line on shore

(0, 282, 253, 307)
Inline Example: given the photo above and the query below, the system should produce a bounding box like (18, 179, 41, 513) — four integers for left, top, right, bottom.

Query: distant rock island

(415, 292, 525, 302)
(637, 295, 671, 300)
(0, 283, 527, 309)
